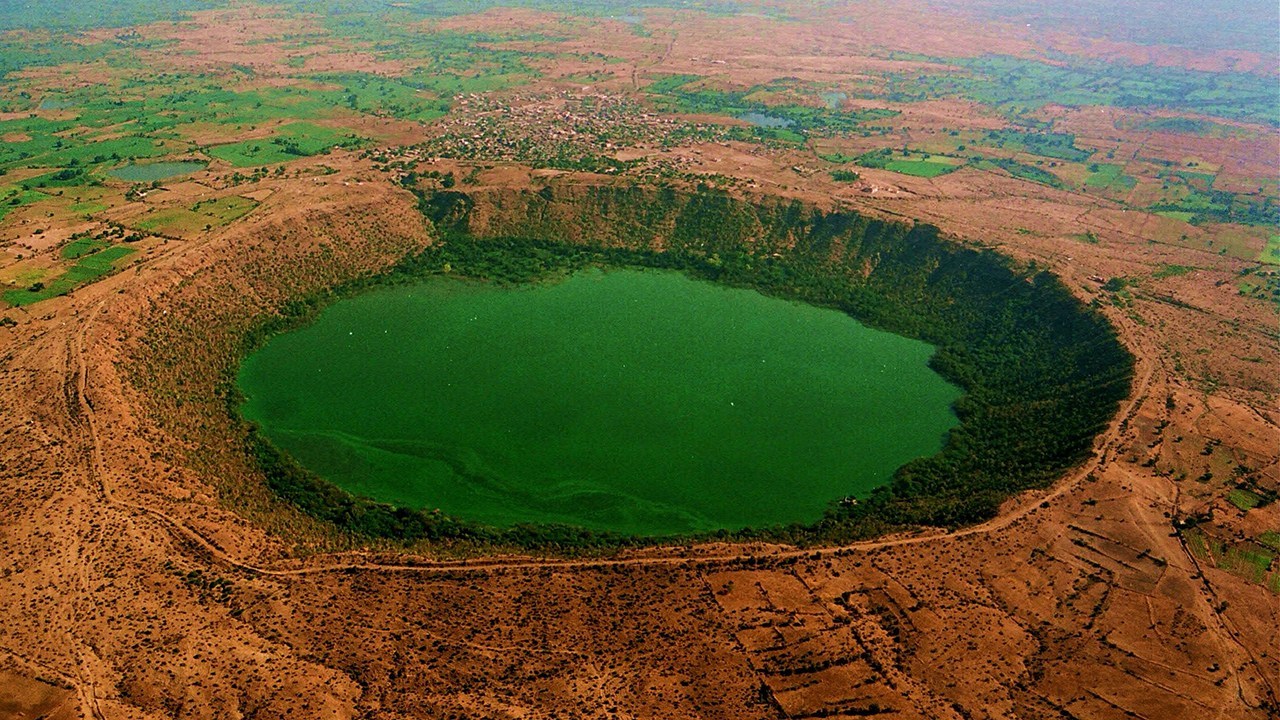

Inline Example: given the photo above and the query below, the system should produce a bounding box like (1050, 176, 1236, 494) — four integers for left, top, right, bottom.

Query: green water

(237, 269, 962, 536)
(107, 161, 206, 182)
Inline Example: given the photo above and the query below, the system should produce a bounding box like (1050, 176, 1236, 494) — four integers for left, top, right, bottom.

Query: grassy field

(1227, 488, 1263, 511)
(0, 187, 49, 222)
(134, 196, 259, 235)
(1185, 527, 1277, 586)
(855, 148, 965, 177)
(1259, 235, 1280, 265)
(1219, 544, 1275, 583)
(1134, 117, 1246, 138)
(647, 74, 898, 139)
(1152, 264, 1196, 279)
(883, 53, 1280, 125)
(882, 156, 964, 177)
(134, 209, 208, 235)
(3, 245, 135, 306)
(974, 157, 1064, 188)
(60, 237, 110, 259)
(206, 123, 363, 167)
(1085, 163, 1137, 192)
(980, 129, 1092, 162)
(192, 196, 258, 223)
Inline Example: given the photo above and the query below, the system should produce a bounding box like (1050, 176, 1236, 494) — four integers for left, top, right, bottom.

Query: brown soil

(0, 4, 1277, 718)
(0, 151, 1275, 718)
(0, 670, 77, 720)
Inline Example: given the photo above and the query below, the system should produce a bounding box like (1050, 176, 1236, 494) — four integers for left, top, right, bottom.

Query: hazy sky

(956, 0, 1280, 54)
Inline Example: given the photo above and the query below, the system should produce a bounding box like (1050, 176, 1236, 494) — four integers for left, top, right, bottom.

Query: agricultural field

(1084, 163, 1137, 192)
(130, 195, 258, 236)
(2, 243, 134, 305)
(0, 1, 1276, 719)
(205, 122, 364, 167)
(1261, 235, 1280, 264)
(882, 155, 964, 177)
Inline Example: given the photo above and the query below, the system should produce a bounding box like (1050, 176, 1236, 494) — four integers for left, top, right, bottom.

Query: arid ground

(0, 2, 1276, 718)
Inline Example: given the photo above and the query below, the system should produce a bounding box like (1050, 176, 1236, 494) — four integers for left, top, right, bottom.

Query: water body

(238, 269, 962, 536)
(107, 161, 207, 182)
(740, 111, 795, 129)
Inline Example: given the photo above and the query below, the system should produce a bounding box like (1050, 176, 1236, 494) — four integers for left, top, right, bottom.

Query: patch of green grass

(648, 75, 898, 138)
(134, 195, 260, 234)
(318, 72, 449, 121)
(1258, 531, 1280, 552)
(882, 157, 962, 178)
(765, 127, 806, 144)
(1135, 117, 1245, 138)
(1220, 545, 1274, 582)
(981, 129, 1092, 162)
(0, 186, 48, 222)
(60, 244, 134, 276)
(3, 244, 135, 306)
(882, 53, 1280, 126)
(429, 72, 531, 95)
(191, 195, 258, 224)
(975, 157, 1063, 188)
(1260, 235, 1280, 265)
(1152, 264, 1195, 279)
(19, 167, 93, 189)
(135, 208, 206, 234)
(855, 149, 963, 177)
(7, 267, 46, 287)
(1183, 528, 1210, 558)
(206, 123, 363, 167)
(1149, 186, 1277, 227)
(0, 0, 214, 31)
(819, 152, 860, 163)
(1137, 117, 1216, 135)
(205, 142, 295, 168)
(60, 237, 109, 259)
(646, 74, 700, 94)
(1156, 210, 1196, 222)
(1228, 488, 1263, 511)
(69, 201, 109, 214)
(39, 135, 179, 169)
(1184, 528, 1275, 584)
(1173, 169, 1217, 190)
(1085, 163, 1137, 192)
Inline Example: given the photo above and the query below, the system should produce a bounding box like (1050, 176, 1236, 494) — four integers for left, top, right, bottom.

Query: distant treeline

(240, 184, 1133, 550)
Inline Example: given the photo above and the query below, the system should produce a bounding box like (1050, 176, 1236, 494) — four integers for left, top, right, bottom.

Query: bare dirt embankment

(0, 158, 1276, 719)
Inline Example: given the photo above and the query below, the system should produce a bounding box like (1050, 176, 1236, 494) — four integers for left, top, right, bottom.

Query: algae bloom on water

(238, 268, 962, 537)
